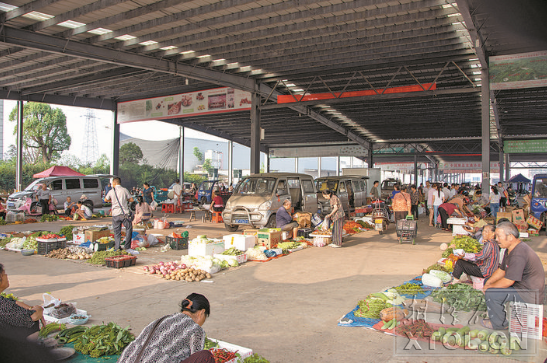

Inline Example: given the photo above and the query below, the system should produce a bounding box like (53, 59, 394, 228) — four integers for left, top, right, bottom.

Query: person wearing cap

(118, 293, 214, 363)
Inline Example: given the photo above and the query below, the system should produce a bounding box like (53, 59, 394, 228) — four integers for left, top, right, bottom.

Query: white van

(7, 176, 105, 212)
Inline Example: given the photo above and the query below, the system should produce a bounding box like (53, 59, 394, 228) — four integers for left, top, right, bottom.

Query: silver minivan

(222, 173, 318, 231)
(7, 176, 104, 212)
(315, 176, 368, 217)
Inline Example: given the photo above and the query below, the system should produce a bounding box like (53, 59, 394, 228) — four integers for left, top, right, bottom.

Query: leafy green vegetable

(354, 295, 392, 319)
(59, 226, 74, 241)
(204, 337, 219, 350)
(87, 250, 128, 265)
(244, 353, 270, 362)
(431, 283, 486, 312)
(394, 283, 424, 296)
(0, 292, 18, 300)
(73, 322, 134, 358)
(222, 247, 244, 256)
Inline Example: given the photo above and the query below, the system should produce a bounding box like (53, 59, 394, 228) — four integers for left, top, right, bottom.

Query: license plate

(235, 219, 248, 224)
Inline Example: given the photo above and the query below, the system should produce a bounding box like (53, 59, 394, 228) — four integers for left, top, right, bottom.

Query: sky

(1, 99, 224, 163)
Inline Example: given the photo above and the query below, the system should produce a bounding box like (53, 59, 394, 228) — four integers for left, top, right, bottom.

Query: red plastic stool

(162, 203, 175, 213)
(211, 211, 223, 223)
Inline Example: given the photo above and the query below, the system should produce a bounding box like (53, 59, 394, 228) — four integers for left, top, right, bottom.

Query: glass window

(50, 180, 63, 190)
(302, 180, 315, 193)
(339, 182, 346, 193)
(352, 180, 361, 192)
(25, 179, 44, 191)
(201, 181, 214, 191)
(65, 179, 81, 190)
(534, 178, 547, 197)
(83, 179, 99, 189)
(287, 179, 301, 189)
(315, 179, 338, 192)
(236, 178, 276, 195)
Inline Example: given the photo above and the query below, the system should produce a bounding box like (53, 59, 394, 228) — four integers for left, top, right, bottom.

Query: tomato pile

(41, 233, 60, 239)
(343, 221, 362, 234)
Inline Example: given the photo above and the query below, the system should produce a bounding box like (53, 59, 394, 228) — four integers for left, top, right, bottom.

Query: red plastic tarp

(33, 166, 85, 178)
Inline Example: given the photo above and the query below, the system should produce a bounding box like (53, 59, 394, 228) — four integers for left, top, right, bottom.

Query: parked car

(222, 173, 318, 232)
(381, 178, 402, 200)
(315, 176, 368, 216)
(7, 175, 104, 213)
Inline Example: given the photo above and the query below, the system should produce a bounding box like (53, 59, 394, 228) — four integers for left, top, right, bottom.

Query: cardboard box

(257, 229, 282, 249)
(514, 221, 528, 232)
(496, 212, 512, 223)
(243, 229, 260, 236)
(512, 209, 525, 223)
(73, 233, 85, 245)
(527, 215, 543, 230)
(84, 229, 110, 243)
(528, 229, 539, 237)
(223, 234, 256, 251)
(294, 212, 312, 228)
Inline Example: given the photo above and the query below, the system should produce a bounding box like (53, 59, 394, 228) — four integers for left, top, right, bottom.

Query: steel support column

(266, 152, 270, 173)
(15, 101, 23, 191)
(414, 155, 418, 186)
(250, 91, 261, 174)
(111, 109, 120, 177)
(179, 126, 184, 183)
(368, 143, 374, 167)
(481, 68, 490, 195)
(295, 158, 299, 173)
(499, 147, 504, 183)
(318, 157, 321, 178)
(337, 156, 340, 176)
(505, 154, 510, 181)
(228, 140, 233, 186)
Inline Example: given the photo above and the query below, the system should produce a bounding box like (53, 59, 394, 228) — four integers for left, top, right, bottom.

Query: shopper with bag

(322, 189, 344, 248)
(118, 293, 214, 363)
(105, 177, 135, 253)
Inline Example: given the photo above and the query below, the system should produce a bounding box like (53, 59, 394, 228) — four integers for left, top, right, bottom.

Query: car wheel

(225, 224, 239, 232)
(266, 214, 276, 228)
(30, 202, 39, 214)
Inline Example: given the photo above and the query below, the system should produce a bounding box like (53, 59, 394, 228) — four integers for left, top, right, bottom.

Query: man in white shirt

(172, 180, 183, 206)
(105, 177, 135, 252)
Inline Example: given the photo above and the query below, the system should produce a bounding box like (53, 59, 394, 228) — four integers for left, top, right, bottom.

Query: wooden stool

(189, 210, 197, 222)
(211, 211, 223, 223)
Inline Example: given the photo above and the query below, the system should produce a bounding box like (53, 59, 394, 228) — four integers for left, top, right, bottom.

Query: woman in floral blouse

(118, 293, 214, 363)
(0, 263, 44, 338)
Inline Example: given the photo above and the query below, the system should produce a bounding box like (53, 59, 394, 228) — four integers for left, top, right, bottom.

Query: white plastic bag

(147, 234, 159, 247)
(42, 293, 61, 314)
(150, 200, 158, 210)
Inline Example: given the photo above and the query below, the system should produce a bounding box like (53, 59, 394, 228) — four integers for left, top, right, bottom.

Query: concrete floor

(1, 213, 547, 363)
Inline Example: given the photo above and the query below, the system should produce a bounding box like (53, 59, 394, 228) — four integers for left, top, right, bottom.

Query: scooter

(372, 199, 390, 235)
(18, 197, 42, 216)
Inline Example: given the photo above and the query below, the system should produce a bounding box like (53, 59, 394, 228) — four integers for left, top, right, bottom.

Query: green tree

(202, 159, 214, 176)
(119, 142, 143, 164)
(9, 102, 71, 164)
(193, 147, 203, 162)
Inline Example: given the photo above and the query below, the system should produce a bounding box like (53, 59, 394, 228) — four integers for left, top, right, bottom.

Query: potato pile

(45, 247, 92, 260)
(162, 268, 211, 282)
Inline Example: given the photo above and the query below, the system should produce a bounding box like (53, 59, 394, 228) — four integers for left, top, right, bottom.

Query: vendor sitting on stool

(210, 191, 224, 212)
(276, 199, 298, 232)
(452, 224, 499, 283)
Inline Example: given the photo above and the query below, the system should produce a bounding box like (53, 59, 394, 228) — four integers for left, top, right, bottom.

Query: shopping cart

(396, 215, 418, 244)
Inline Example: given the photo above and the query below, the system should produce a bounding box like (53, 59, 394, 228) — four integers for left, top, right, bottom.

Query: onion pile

(143, 261, 187, 277)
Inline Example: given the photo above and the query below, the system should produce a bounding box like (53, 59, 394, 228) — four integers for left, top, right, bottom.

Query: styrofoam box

(73, 233, 85, 245)
(447, 217, 466, 225)
(223, 234, 256, 251)
(44, 309, 87, 324)
(353, 216, 373, 224)
(209, 338, 253, 362)
(214, 253, 248, 264)
(188, 241, 225, 257)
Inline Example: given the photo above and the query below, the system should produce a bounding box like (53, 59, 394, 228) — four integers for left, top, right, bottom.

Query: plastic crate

(508, 301, 543, 340)
(297, 228, 313, 238)
(37, 240, 67, 255)
(166, 236, 188, 250)
(105, 255, 137, 269)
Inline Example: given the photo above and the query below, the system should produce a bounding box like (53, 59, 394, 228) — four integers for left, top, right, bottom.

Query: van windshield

(534, 178, 547, 198)
(236, 178, 276, 195)
(25, 179, 45, 191)
(315, 179, 338, 192)
(200, 181, 215, 191)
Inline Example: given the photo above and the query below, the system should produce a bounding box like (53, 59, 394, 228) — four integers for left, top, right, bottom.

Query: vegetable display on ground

(73, 322, 134, 358)
(354, 293, 393, 319)
(431, 283, 487, 312)
(394, 283, 425, 296)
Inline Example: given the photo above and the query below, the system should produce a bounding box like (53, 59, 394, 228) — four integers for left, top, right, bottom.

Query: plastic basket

(37, 240, 67, 255)
(508, 301, 543, 340)
(166, 236, 188, 250)
(105, 255, 137, 269)
(297, 228, 313, 238)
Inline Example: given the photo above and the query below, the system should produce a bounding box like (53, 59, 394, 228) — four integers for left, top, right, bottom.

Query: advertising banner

(117, 87, 252, 123)
(504, 139, 547, 153)
(490, 50, 547, 90)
